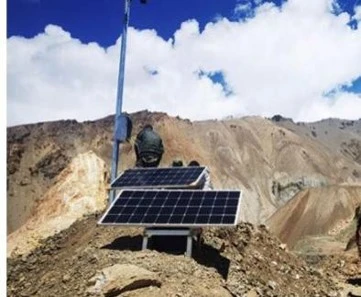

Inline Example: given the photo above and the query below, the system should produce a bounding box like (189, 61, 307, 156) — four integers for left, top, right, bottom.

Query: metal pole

(109, 0, 132, 203)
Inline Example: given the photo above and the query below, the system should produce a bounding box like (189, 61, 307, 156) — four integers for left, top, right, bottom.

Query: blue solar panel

(111, 167, 206, 189)
(98, 190, 242, 226)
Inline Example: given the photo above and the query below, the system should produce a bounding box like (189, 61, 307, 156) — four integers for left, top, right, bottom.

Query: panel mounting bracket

(142, 227, 202, 257)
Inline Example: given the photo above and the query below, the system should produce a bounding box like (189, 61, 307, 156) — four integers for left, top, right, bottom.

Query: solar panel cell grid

(99, 190, 241, 227)
(111, 167, 206, 188)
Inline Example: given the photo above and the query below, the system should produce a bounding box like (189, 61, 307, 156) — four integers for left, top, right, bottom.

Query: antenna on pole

(109, 0, 148, 204)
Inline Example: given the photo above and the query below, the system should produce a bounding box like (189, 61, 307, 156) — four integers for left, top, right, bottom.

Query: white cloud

(298, 92, 361, 121)
(353, 5, 361, 22)
(234, 2, 253, 15)
(7, 0, 361, 126)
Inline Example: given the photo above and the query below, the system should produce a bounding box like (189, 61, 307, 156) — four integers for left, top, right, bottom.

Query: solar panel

(110, 167, 206, 189)
(98, 189, 242, 227)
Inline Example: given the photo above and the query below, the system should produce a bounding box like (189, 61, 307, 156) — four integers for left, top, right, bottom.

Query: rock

(255, 287, 264, 296)
(253, 251, 264, 261)
(246, 289, 259, 297)
(19, 177, 30, 186)
(279, 243, 287, 250)
(194, 285, 233, 297)
(348, 287, 361, 297)
(268, 280, 277, 290)
(87, 264, 161, 297)
(89, 255, 99, 264)
(62, 274, 71, 283)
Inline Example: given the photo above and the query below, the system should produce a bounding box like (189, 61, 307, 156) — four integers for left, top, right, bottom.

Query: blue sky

(8, 0, 286, 47)
(7, 0, 361, 125)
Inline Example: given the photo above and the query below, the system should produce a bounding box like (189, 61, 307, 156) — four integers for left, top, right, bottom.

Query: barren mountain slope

(267, 185, 361, 249)
(7, 112, 361, 233)
(272, 116, 361, 165)
(195, 117, 361, 223)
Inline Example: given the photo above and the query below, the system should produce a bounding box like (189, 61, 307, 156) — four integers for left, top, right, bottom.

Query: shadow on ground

(101, 235, 143, 251)
(101, 234, 230, 279)
(193, 241, 230, 280)
(347, 278, 361, 286)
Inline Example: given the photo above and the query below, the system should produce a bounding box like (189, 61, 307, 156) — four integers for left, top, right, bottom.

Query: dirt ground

(7, 214, 360, 297)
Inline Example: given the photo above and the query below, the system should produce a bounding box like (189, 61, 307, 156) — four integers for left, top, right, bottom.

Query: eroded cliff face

(7, 151, 108, 257)
(7, 112, 361, 234)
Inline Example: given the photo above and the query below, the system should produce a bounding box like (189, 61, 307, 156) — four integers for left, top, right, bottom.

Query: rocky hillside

(7, 111, 361, 235)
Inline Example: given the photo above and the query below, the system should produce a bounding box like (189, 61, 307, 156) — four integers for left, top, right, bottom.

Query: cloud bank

(7, 0, 361, 126)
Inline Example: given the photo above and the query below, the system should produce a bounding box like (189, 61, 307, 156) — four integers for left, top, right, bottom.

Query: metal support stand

(142, 228, 202, 257)
(186, 234, 192, 257)
(142, 233, 148, 250)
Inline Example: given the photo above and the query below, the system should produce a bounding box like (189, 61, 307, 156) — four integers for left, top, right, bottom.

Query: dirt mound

(7, 214, 346, 297)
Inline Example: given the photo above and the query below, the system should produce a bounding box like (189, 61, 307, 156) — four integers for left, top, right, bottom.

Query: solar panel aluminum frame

(110, 166, 208, 189)
(98, 189, 242, 227)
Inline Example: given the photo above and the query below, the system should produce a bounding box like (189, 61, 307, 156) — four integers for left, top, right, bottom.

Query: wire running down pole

(109, 0, 132, 203)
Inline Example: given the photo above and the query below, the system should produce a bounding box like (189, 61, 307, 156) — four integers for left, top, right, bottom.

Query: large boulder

(87, 264, 161, 297)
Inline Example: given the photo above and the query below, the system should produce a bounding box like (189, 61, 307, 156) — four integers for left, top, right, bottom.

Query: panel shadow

(193, 241, 231, 280)
(101, 234, 230, 280)
(101, 235, 143, 251)
(347, 278, 361, 286)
